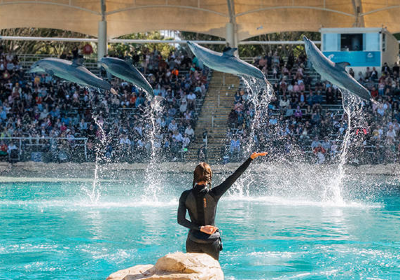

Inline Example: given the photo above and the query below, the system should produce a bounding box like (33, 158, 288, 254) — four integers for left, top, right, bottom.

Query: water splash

(239, 76, 274, 155)
(228, 78, 366, 206)
(143, 97, 165, 201)
(230, 76, 273, 195)
(325, 90, 364, 203)
(84, 116, 108, 204)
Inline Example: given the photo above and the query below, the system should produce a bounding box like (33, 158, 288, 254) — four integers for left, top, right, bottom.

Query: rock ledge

(106, 252, 224, 280)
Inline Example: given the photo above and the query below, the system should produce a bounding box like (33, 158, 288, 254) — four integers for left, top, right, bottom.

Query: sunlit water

(1, 169, 400, 280)
(327, 90, 364, 204)
(240, 76, 273, 157)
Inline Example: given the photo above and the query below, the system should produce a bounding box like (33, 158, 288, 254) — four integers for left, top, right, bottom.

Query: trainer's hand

(200, 225, 218, 235)
(250, 152, 268, 159)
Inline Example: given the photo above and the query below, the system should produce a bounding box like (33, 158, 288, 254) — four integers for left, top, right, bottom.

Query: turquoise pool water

(1, 171, 400, 279)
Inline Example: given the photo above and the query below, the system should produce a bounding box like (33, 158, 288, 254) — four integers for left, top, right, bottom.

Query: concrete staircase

(186, 72, 240, 163)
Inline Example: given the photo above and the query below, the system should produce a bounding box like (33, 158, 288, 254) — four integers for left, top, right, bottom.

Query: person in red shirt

(35, 94, 43, 105)
(370, 87, 378, 99)
(313, 145, 326, 155)
(130, 93, 137, 107)
(60, 122, 67, 133)
(0, 142, 8, 156)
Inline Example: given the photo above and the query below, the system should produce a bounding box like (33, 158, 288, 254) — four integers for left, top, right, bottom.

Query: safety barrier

(0, 137, 88, 162)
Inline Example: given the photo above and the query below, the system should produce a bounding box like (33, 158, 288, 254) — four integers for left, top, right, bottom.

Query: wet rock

(106, 252, 224, 280)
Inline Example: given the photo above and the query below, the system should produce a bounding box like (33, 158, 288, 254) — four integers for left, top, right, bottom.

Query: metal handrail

(0, 137, 88, 160)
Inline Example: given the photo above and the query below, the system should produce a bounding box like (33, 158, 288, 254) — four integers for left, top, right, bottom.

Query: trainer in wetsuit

(177, 152, 268, 260)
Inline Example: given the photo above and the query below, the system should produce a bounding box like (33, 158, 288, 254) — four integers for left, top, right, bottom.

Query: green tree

(178, 31, 226, 52)
(178, 31, 320, 57)
(239, 32, 320, 57)
(0, 28, 93, 55)
(110, 31, 176, 58)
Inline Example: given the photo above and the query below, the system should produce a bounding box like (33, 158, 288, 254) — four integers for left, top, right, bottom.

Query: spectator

(321, 137, 331, 152)
(230, 136, 240, 156)
(386, 125, 396, 142)
(186, 91, 196, 110)
(182, 134, 190, 148)
(198, 145, 207, 161)
(311, 137, 320, 149)
(168, 119, 178, 132)
(185, 125, 195, 139)
(7, 142, 17, 155)
(313, 143, 326, 164)
(0, 141, 8, 156)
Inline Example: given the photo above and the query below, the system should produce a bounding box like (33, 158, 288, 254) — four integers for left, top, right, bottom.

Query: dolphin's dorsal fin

(72, 58, 83, 67)
(223, 48, 238, 57)
(336, 62, 350, 70)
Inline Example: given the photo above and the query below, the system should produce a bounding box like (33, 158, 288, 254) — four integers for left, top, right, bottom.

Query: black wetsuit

(177, 157, 253, 260)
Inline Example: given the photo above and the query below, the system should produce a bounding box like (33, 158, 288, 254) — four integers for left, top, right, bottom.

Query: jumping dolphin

(303, 36, 371, 100)
(99, 57, 154, 98)
(187, 41, 267, 81)
(28, 58, 113, 92)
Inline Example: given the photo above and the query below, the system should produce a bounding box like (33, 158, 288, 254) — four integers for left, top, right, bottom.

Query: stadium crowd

(1, 42, 400, 164)
(0, 44, 208, 162)
(226, 50, 400, 164)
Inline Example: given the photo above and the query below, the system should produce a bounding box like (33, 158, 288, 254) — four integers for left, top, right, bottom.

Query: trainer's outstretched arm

(212, 152, 268, 199)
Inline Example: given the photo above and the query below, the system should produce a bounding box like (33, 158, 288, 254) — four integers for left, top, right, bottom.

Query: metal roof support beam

(352, 0, 365, 27)
(98, 0, 108, 61)
(226, 22, 235, 48)
(226, 0, 238, 51)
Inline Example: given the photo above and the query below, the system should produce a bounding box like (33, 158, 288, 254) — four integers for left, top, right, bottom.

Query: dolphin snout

(302, 36, 312, 51)
(302, 36, 311, 46)
(27, 65, 43, 74)
(187, 41, 196, 52)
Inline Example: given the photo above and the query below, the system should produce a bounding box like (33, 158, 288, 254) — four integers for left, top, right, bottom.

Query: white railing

(0, 137, 88, 160)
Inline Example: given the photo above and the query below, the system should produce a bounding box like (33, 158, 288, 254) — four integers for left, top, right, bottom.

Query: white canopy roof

(0, 1, 399, 41)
